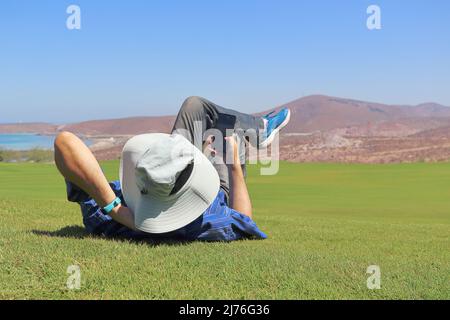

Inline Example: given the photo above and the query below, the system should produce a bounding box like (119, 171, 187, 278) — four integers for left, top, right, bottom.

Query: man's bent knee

(180, 96, 206, 115)
(54, 131, 78, 151)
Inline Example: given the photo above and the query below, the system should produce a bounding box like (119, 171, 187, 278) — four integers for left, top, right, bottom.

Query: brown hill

(331, 117, 450, 138)
(261, 95, 450, 133)
(0, 123, 57, 134)
(412, 124, 450, 139)
(57, 116, 175, 136)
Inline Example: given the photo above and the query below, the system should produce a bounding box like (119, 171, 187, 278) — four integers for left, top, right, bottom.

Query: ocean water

(0, 133, 91, 150)
(0, 134, 56, 150)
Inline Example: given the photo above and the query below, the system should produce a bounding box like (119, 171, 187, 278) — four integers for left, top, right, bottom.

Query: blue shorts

(66, 180, 267, 242)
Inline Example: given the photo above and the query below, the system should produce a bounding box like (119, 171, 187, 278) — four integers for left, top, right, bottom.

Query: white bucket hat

(119, 133, 220, 234)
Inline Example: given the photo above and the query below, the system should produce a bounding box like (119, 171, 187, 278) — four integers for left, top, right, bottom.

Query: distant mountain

(260, 95, 450, 133)
(0, 123, 57, 135)
(57, 115, 175, 136)
(1, 95, 450, 136)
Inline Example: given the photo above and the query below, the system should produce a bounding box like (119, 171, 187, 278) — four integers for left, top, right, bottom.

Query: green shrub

(0, 148, 53, 163)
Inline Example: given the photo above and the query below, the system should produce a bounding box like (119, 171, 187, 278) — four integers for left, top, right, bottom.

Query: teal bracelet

(101, 197, 121, 215)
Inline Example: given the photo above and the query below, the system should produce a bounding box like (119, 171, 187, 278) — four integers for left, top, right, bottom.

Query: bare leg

(54, 132, 135, 230)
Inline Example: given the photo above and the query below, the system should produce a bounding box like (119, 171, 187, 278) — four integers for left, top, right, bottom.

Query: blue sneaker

(260, 108, 291, 148)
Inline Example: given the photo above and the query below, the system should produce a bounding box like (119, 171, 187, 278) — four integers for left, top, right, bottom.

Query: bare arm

(54, 132, 136, 230)
(226, 136, 253, 219)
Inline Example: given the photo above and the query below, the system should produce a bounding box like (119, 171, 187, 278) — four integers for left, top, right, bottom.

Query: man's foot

(259, 108, 291, 148)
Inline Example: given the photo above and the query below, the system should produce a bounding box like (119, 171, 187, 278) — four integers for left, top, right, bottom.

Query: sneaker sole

(259, 109, 291, 149)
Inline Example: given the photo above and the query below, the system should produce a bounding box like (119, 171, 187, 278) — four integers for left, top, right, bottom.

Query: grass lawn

(0, 161, 449, 299)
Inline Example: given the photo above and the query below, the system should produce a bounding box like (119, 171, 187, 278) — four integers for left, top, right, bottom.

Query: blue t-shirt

(67, 181, 267, 242)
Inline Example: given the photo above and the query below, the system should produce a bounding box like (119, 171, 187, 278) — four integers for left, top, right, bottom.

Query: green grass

(0, 161, 449, 299)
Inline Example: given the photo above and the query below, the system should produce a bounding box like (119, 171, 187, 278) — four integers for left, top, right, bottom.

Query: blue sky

(0, 0, 449, 123)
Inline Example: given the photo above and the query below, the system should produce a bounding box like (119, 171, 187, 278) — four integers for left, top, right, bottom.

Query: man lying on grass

(54, 96, 291, 242)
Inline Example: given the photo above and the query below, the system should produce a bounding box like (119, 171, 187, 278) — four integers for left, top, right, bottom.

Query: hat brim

(120, 134, 220, 234)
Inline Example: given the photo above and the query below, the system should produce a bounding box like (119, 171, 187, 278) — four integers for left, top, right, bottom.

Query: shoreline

(0, 133, 131, 163)
(0, 133, 131, 156)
